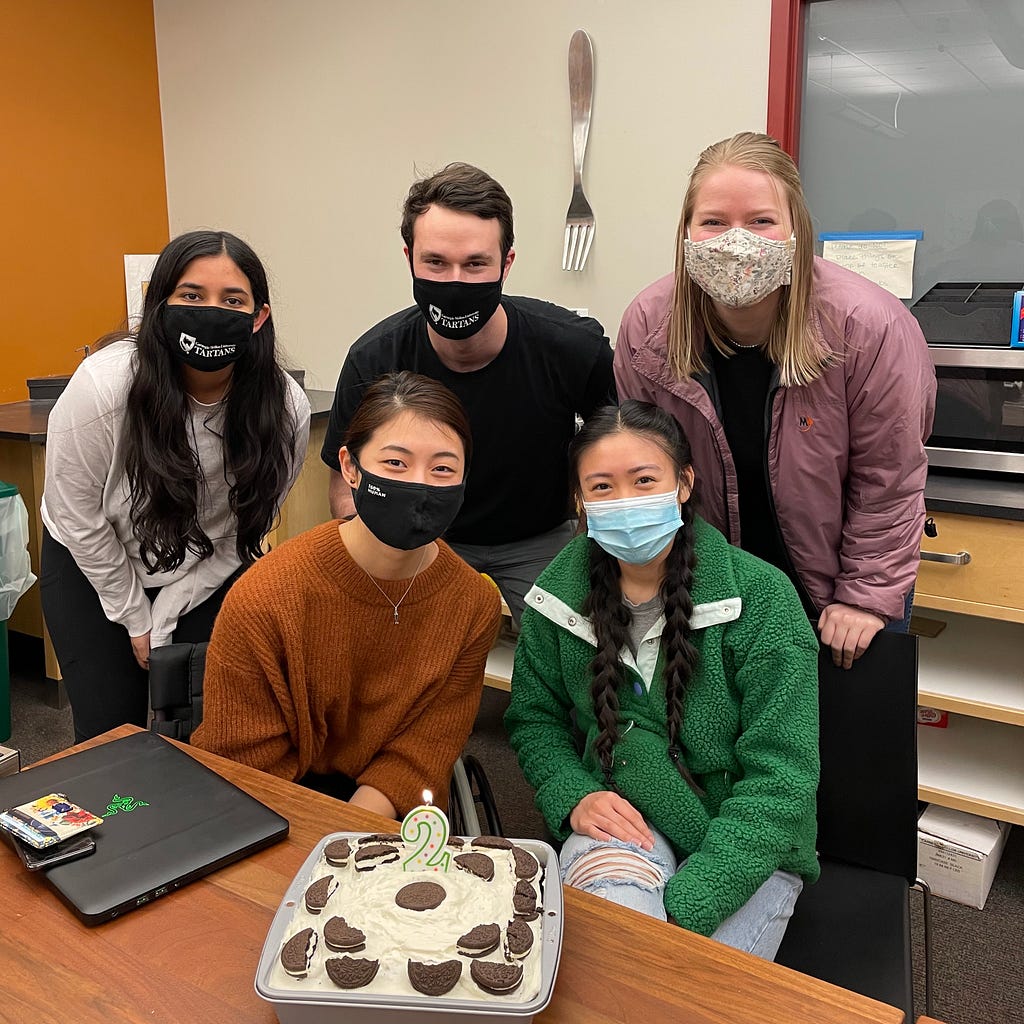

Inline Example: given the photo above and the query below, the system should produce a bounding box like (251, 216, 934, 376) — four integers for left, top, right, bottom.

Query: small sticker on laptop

(103, 794, 151, 816)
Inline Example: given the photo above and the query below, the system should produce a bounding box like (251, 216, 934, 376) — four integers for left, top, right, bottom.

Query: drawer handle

(921, 549, 972, 565)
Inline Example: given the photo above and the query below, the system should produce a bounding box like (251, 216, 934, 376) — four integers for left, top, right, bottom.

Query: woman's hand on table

(570, 791, 654, 850)
(817, 603, 885, 669)
(130, 630, 151, 670)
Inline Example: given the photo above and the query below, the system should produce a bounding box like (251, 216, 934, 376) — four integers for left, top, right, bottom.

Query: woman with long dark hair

(505, 400, 819, 960)
(41, 230, 310, 742)
(192, 372, 501, 818)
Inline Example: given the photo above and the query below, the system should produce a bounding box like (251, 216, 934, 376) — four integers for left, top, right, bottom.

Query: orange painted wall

(1, 2, 168, 402)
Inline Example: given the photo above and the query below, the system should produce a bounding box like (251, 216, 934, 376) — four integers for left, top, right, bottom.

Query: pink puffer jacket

(614, 257, 936, 622)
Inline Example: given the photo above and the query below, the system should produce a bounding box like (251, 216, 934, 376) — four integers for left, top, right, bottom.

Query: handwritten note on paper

(819, 232, 924, 299)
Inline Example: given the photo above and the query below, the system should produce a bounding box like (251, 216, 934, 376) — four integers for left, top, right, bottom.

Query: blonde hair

(667, 131, 832, 387)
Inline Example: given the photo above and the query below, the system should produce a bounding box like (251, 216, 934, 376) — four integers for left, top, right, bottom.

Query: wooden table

(0, 727, 906, 1024)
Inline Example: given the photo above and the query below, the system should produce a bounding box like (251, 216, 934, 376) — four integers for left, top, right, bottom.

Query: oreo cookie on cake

(407, 959, 462, 996)
(512, 844, 540, 881)
(504, 918, 534, 960)
(304, 874, 338, 914)
(354, 843, 400, 871)
(279, 927, 318, 978)
(356, 832, 403, 845)
(470, 960, 524, 996)
(513, 879, 540, 918)
(457, 923, 500, 958)
(325, 956, 380, 989)
(471, 835, 514, 851)
(395, 880, 447, 912)
(324, 916, 366, 954)
(454, 851, 495, 882)
(324, 838, 352, 867)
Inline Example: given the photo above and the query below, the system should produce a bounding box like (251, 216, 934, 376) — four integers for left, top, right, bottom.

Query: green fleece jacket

(505, 518, 820, 937)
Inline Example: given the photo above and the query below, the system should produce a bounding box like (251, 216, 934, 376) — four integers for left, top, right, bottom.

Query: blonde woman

(615, 132, 936, 668)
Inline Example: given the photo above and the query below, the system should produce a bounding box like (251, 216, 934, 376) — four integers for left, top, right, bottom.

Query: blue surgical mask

(582, 490, 683, 565)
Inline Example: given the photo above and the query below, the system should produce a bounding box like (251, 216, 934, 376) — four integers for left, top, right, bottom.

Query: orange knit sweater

(191, 521, 501, 815)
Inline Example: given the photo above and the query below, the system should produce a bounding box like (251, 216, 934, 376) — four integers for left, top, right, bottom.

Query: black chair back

(149, 641, 209, 742)
(814, 630, 919, 882)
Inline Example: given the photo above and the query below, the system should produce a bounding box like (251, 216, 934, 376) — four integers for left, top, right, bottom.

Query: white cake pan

(255, 832, 563, 1024)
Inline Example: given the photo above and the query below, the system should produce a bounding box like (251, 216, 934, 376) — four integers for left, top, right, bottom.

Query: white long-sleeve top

(41, 339, 311, 647)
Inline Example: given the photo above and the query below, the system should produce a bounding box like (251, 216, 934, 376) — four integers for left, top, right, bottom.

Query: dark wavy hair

(401, 162, 515, 263)
(569, 400, 703, 794)
(123, 230, 298, 573)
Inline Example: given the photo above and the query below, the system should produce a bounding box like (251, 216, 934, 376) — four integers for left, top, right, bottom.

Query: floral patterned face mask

(683, 227, 796, 308)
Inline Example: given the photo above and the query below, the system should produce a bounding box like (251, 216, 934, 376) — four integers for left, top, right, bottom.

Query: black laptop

(0, 730, 288, 924)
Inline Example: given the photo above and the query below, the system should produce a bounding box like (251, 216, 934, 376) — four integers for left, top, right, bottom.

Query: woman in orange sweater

(192, 372, 501, 817)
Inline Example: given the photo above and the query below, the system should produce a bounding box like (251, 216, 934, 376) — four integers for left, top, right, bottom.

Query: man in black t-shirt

(321, 162, 615, 621)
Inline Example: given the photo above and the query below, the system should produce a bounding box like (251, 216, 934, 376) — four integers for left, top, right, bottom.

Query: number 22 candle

(400, 790, 451, 872)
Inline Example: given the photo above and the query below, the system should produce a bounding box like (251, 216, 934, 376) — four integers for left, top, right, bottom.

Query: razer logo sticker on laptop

(102, 794, 151, 816)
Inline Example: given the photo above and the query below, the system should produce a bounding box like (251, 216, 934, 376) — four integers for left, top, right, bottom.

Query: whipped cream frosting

(267, 836, 545, 1003)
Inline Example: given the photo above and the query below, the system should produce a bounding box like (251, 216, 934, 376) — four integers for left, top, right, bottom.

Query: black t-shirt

(709, 340, 789, 572)
(321, 296, 615, 545)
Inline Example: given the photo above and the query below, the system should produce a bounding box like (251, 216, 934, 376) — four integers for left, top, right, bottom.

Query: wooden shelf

(913, 594, 1024, 625)
(917, 613, 1024, 727)
(918, 714, 1024, 826)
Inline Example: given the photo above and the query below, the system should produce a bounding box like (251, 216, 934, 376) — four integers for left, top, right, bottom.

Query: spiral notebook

(0, 730, 288, 924)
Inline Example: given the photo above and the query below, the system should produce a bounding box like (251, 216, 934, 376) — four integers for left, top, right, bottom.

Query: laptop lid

(0, 731, 288, 925)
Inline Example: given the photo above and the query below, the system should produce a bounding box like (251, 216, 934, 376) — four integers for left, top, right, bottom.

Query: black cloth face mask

(159, 303, 256, 372)
(411, 274, 503, 341)
(352, 456, 466, 550)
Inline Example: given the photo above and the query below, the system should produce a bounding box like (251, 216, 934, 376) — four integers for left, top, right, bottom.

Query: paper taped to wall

(819, 231, 923, 299)
(124, 254, 159, 330)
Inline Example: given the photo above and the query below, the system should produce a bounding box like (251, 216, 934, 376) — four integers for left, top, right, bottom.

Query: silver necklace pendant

(360, 546, 430, 626)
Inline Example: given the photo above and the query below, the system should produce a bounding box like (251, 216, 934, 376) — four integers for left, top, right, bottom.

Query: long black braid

(581, 542, 630, 787)
(570, 401, 703, 792)
(659, 509, 704, 795)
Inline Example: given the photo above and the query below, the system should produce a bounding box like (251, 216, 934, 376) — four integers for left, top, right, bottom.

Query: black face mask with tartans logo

(351, 456, 466, 550)
(159, 303, 256, 372)
(411, 275, 503, 341)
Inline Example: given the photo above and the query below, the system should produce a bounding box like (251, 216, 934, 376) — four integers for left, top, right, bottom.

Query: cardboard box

(0, 745, 20, 779)
(918, 804, 1011, 909)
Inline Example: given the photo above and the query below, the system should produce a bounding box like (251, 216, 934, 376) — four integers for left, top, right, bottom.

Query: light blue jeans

(559, 828, 803, 961)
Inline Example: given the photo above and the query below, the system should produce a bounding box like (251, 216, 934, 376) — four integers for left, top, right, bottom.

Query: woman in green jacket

(505, 400, 820, 960)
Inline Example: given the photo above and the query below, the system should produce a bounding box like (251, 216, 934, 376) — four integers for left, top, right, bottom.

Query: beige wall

(154, 0, 770, 390)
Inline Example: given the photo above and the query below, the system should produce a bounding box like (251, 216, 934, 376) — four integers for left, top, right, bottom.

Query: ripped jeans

(559, 828, 803, 961)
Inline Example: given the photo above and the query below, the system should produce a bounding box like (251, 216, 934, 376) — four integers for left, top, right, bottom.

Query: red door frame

(767, 0, 808, 160)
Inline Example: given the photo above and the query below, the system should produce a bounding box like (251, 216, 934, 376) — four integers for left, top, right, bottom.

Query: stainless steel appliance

(926, 346, 1024, 475)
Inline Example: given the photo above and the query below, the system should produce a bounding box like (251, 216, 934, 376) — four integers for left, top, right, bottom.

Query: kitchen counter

(0, 389, 334, 443)
(925, 471, 1024, 522)
(0, 400, 56, 443)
